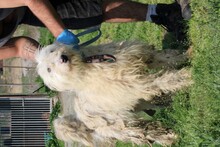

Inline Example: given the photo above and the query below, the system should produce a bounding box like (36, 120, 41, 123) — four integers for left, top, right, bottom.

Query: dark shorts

(20, 0, 104, 29)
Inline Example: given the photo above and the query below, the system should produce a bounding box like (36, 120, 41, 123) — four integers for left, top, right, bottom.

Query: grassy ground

(153, 0, 220, 146)
(176, 0, 220, 146)
(39, 0, 220, 146)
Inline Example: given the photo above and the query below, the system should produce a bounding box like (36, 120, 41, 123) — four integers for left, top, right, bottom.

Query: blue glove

(56, 29, 79, 45)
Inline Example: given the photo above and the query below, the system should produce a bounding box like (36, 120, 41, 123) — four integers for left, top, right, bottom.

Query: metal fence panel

(0, 97, 51, 147)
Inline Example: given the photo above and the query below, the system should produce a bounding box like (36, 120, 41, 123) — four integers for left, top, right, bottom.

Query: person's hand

(56, 29, 79, 45)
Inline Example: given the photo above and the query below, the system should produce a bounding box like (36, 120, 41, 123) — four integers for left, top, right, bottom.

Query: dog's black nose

(61, 55, 69, 63)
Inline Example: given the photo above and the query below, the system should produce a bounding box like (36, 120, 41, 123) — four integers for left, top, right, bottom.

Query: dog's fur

(36, 42, 191, 146)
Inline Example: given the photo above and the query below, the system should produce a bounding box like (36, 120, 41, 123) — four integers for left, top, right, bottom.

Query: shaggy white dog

(36, 42, 191, 146)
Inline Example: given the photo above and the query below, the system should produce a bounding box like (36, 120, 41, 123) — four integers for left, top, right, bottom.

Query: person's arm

(0, 0, 64, 37)
(25, 0, 66, 37)
(0, 37, 39, 60)
(0, 0, 79, 45)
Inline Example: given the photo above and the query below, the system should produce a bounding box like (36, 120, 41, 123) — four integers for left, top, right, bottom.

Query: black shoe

(150, 2, 190, 41)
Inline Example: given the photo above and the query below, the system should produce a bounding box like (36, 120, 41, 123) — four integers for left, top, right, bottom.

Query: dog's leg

(53, 116, 94, 146)
(73, 97, 110, 130)
(96, 126, 146, 144)
(152, 68, 191, 93)
(144, 121, 177, 146)
(95, 120, 176, 146)
(139, 68, 191, 102)
(147, 49, 188, 69)
(73, 96, 149, 145)
(122, 120, 177, 146)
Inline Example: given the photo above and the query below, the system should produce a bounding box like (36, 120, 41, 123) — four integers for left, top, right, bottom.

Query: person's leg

(102, 0, 191, 41)
(102, 0, 148, 22)
(102, 0, 187, 28)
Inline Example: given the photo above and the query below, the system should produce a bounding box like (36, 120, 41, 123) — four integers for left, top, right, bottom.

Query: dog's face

(35, 43, 81, 91)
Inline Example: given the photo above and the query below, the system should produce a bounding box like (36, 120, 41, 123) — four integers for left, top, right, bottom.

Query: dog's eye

(47, 68, 51, 73)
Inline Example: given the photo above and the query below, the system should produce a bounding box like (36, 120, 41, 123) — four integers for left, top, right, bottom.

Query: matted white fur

(36, 42, 191, 146)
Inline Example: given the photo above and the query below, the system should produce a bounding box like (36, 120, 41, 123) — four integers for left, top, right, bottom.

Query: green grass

(39, 27, 55, 45)
(34, 76, 58, 97)
(39, 0, 220, 146)
(179, 0, 220, 146)
(46, 101, 65, 147)
(153, 0, 220, 146)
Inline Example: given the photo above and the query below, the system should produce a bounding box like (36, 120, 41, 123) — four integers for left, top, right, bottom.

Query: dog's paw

(144, 121, 177, 146)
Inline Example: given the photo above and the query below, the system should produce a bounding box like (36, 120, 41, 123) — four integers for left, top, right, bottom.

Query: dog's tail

(53, 116, 94, 146)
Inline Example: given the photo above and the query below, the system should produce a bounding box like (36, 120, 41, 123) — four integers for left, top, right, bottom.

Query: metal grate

(0, 96, 51, 147)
